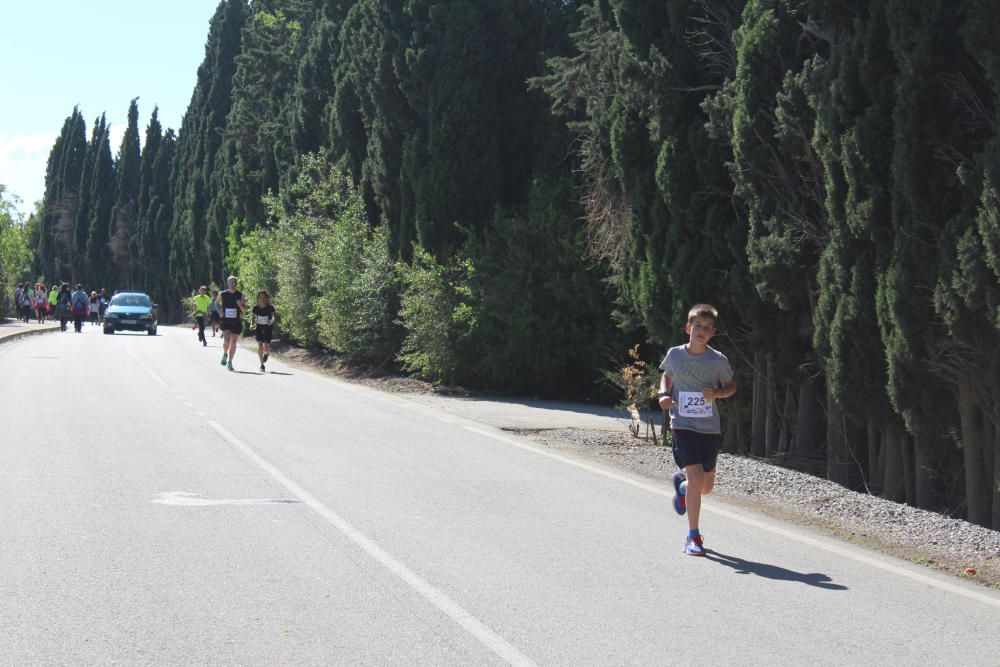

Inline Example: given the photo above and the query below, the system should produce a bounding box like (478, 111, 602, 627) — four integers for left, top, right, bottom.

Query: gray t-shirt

(659, 345, 734, 434)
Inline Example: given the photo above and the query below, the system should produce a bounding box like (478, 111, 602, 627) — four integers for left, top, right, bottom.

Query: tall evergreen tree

(136, 108, 165, 291)
(85, 114, 116, 289)
(109, 98, 142, 288)
(38, 108, 87, 281)
(170, 0, 247, 304)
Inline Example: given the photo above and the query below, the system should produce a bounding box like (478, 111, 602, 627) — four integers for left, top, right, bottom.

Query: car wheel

(148, 327, 157, 336)
(104, 327, 113, 335)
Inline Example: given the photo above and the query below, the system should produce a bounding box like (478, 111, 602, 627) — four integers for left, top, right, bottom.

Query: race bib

(255, 315, 270, 325)
(224, 308, 238, 318)
(678, 391, 713, 418)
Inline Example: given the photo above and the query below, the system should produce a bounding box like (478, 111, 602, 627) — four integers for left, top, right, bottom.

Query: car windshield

(111, 295, 151, 308)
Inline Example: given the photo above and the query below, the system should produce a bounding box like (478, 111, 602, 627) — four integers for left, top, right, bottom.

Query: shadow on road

(704, 550, 848, 590)
(268, 371, 293, 376)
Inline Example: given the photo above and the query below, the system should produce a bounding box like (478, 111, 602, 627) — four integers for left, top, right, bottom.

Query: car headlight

(105, 313, 117, 319)
(140, 313, 153, 320)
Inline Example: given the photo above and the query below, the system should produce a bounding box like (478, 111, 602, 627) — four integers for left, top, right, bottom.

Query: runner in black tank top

(251, 289, 276, 373)
(217, 276, 246, 371)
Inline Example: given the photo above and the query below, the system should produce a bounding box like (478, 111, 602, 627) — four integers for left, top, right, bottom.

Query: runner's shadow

(268, 371, 293, 376)
(704, 550, 847, 590)
(233, 370, 262, 376)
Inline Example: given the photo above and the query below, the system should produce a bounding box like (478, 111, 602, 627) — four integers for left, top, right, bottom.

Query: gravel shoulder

(239, 334, 1000, 588)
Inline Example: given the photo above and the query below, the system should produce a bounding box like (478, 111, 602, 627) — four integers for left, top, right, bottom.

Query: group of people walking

(13, 282, 110, 333)
(190, 276, 275, 373)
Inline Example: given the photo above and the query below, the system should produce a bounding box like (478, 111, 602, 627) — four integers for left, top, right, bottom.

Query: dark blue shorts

(671, 429, 722, 472)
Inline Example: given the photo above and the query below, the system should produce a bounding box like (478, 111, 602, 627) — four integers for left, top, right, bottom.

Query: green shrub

(313, 195, 397, 363)
(397, 248, 478, 384)
(460, 179, 620, 396)
(226, 153, 397, 359)
(229, 226, 278, 306)
(0, 189, 34, 318)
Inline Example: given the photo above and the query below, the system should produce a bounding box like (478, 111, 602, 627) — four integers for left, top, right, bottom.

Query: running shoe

(260, 364, 266, 372)
(203, 339, 207, 347)
(263, 352, 269, 363)
(684, 534, 706, 557)
(221, 354, 228, 366)
(672, 470, 687, 515)
(227, 362, 234, 372)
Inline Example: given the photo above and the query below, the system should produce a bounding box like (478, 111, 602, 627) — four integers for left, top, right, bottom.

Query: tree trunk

(825, 381, 851, 486)
(882, 423, 905, 502)
(988, 417, 999, 531)
(957, 379, 990, 526)
(793, 371, 824, 462)
(722, 416, 737, 453)
(867, 419, 883, 496)
(765, 357, 780, 458)
(751, 350, 767, 457)
(901, 432, 916, 506)
(779, 380, 796, 456)
(912, 430, 935, 509)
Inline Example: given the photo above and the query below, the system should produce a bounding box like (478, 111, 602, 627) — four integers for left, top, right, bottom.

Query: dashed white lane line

(128, 338, 537, 666)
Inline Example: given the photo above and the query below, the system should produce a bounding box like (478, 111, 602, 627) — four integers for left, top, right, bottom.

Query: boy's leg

(702, 469, 716, 495)
(684, 466, 706, 533)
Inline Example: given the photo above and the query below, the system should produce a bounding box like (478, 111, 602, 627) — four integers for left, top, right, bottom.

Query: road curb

(0, 325, 61, 346)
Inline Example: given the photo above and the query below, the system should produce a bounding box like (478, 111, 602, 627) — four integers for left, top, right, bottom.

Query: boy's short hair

(687, 303, 719, 326)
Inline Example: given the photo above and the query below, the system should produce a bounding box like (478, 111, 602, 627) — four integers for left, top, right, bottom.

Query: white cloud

(1, 121, 149, 216)
(0, 133, 57, 215)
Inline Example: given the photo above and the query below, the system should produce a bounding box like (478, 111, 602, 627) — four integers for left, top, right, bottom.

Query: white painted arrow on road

(152, 492, 303, 506)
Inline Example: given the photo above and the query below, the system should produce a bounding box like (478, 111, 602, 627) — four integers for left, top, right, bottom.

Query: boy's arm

(703, 380, 736, 400)
(657, 372, 675, 410)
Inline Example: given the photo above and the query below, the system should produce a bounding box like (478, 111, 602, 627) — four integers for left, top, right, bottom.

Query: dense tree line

(31, 0, 1000, 527)
(0, 186, 35, 316)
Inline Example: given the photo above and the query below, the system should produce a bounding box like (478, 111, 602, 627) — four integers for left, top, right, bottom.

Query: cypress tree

(38, 108, 87, 282)
(170, 0, 246, 301)
(136, 108, 164, 291)
(109, 98, 142, 289)
(216, 0, 312, 243)
(86, 114, 116, 290)
(878, 0, 967, 508)
(144, 129, 177, 301)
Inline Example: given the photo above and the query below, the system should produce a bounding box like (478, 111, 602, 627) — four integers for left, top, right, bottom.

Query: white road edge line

(206, 420, 537, 667)
(462, 425, 1000, 609)
(288, 360, 1000, 607)
(137, 335, 1000, 610)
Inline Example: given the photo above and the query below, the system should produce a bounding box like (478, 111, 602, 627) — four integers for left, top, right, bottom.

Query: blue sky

(0, 1, 221, 215)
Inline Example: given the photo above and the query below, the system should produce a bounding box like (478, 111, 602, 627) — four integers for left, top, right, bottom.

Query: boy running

(658, 304, 736, 557)
(217, 277, 245, 371)
(250, 290, 276, 373)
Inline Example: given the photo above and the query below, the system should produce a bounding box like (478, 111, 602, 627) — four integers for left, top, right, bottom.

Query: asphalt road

(2, 326, 998, 666)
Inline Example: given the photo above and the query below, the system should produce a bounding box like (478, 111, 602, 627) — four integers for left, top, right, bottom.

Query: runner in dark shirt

(216, 276, 245, 371)
(251, 290, 276, 373)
